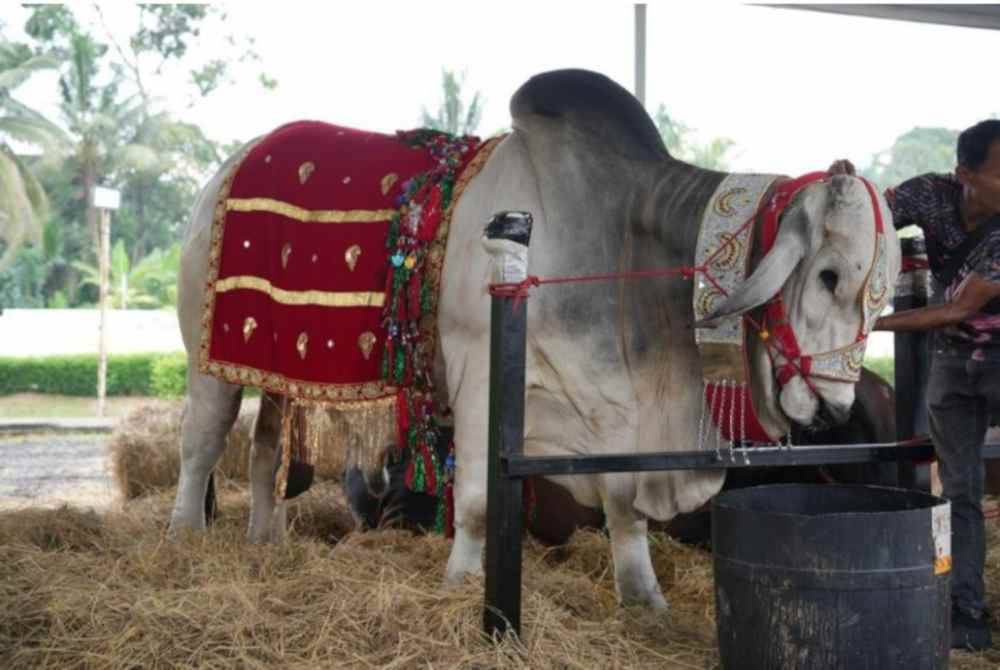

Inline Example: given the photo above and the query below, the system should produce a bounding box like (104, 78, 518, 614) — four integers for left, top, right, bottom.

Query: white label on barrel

(933, 503, 952, 575)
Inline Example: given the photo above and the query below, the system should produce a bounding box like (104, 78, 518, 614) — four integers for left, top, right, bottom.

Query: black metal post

(894, 236, 932, 491)
(482, 211, 533, 639)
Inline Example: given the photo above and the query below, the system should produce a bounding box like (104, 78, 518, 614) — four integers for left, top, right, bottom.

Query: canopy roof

(766, 4, 1000, 31)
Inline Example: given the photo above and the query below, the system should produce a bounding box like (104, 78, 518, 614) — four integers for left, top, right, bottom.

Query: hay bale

(108, 400, 256, 500)
(108, 397, 352, 502)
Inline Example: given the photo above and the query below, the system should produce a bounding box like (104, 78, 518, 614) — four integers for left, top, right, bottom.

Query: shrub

(0, 353, 179, 396)
(150, 352, 188, 399)
(107, 354, 157, 395)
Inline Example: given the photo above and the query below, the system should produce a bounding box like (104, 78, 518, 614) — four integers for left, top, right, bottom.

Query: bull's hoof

(444, 558, 484, 586)
(619, 587, 669, 610)
(247, 507, 287, 544)
(167, 511, 207, 536)
(444, 526, 486, 585)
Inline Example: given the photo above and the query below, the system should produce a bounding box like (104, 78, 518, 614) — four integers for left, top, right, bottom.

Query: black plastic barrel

(712, 484, 950, 670)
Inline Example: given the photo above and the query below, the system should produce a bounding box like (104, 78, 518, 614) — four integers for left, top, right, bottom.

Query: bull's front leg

(604, 493, 668, 609)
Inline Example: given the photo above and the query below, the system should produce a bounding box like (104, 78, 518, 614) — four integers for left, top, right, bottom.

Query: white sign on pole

(93, 186, 121, 210)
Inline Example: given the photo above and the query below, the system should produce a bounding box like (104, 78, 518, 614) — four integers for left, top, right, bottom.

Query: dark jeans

(927, 350, 1000, 614)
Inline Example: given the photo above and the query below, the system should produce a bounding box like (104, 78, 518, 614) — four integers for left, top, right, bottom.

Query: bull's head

(697, 175, 900, 436)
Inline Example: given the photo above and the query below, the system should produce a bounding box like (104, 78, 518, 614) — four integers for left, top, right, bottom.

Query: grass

(863, 356, 894, 386)
(0, 393, 166, 419)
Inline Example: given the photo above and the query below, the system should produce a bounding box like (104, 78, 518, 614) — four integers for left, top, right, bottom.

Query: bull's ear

(694, 220, 807, 328)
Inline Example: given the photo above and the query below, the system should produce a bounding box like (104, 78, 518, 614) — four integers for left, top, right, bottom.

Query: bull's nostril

(366, 467, 389, 498)
(820, 401, 851, 427)
(819, 269, 839, 293)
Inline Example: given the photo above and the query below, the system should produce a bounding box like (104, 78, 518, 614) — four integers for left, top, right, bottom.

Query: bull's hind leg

(604, 490, 668, 609)
(169, 367, 243, 532)
(247, 393, 287, 543)
(445, 375, 490, 583)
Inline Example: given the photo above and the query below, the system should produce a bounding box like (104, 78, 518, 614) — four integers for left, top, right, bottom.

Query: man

(832, 119, 1000, 651)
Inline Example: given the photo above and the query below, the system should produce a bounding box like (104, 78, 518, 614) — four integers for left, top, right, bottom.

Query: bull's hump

(510, 69, 669, 163)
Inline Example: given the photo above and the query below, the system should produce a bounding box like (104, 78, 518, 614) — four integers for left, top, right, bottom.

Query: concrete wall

(0, 309, 184, 357)
(0, 307, 894, 359)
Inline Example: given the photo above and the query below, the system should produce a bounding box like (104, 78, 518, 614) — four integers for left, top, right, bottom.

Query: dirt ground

(0, 434, 118, 511)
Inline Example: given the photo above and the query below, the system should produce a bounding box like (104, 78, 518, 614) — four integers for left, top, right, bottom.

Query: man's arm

(875, 273, 1000, 332)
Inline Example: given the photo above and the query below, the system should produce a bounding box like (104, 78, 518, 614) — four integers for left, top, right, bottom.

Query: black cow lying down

(346, 367, 898, 545)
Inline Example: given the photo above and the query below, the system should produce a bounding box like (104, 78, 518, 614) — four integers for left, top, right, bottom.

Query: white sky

(7, 1, 999, 176)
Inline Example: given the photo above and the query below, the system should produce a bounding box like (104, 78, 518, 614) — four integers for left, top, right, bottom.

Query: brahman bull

(169, 69, 900, 609)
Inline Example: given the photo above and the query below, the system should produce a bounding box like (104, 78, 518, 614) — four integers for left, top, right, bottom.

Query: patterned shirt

(886, 173, 1000, 357)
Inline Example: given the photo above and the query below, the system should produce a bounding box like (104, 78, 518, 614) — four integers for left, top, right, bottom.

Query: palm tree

(0, 40, 68, 271)
(56, 32, 135, 258)
(73, 239, 180, 308)
(58, 32, 211, 265)
(420, 69, 483, 136)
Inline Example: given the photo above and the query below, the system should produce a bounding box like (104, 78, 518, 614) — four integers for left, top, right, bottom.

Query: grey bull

(169, 69, 900, 608)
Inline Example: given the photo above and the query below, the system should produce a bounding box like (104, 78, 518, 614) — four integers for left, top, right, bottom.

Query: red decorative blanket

(199, 121, 500, 507)
(200, 121, 495, 402)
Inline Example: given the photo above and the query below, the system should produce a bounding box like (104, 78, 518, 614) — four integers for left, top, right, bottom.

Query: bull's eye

(819, 269, 839, 293)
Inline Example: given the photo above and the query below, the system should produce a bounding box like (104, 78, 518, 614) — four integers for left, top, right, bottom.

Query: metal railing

(480, 214, 999, 638)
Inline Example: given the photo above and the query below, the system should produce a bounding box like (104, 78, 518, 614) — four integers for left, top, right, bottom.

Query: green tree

(114, 112, 217, 262)
(72, 238, 180, 308)
(56, 30, 132, 260)
(420, 69, 483, 136)
(861, 126, 959, 192)
(0, 39, 68, 271)
(653, 104, 735, 171)
(8, 5, 263, 308)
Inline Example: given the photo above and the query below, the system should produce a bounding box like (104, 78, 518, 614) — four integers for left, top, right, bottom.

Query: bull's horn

(694, 229, 806, 328)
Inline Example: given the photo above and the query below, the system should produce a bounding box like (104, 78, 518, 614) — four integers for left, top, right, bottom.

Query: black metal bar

(483, 212, 533, 640)
(895, 237, 932, 491)
(504, 442, 1000, 479)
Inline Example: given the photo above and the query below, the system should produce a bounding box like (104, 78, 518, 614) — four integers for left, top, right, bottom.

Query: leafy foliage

(1, 5, 271, 309)
(72, 239, 179, 308)
(149, 351, 187, 398)
(861, 126, 959, 192)
(653, 104, 735, 171)
(420, 69, 483, 136)
(0, 38, 67, 271)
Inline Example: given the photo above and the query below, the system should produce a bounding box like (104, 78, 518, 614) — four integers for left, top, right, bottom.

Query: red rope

(901, 256, 929, 272)
(487, 263, 830, 389)
(489, 266, 709, 310)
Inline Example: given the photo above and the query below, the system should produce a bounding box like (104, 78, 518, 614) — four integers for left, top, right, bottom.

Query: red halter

(757, 172, 886, 394)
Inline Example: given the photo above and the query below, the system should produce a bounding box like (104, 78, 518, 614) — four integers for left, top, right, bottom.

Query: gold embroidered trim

(215, 275, 385, 308)
(418, 135, 506, 367)
(202, 357, 397, 404)
(226, 197, 394, 223)
(199, 140, 261, 386)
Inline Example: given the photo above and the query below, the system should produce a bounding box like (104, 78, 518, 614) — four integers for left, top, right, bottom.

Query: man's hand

(875, 273, 1000, 332)
(827, 159, 856, 176)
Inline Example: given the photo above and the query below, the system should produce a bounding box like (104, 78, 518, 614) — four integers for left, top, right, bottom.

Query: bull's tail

(204, 471, 218, 525)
